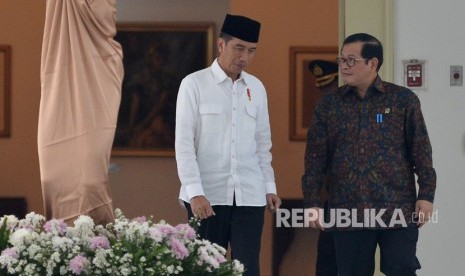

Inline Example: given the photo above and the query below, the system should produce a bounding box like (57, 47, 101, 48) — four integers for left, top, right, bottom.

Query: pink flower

(156, 224, 176, 237)
(149, 227, 163, 242)
(175, 224, 196, 240)
(1, 248, 18, 259)
(131, 216, 147, 223)
(169, 237, 189, 259)
(90, 236, 110, 250)
(43, 219, 67, 235)
(216, 254, 227, 264)
(69, 255, 88, 275)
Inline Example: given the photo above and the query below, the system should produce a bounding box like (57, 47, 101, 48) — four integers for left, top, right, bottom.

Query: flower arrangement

(0, 209, 244, 276)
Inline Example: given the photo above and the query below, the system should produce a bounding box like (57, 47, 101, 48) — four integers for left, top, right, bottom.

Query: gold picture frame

(289, 46, 338, 141)
(112, 23, 215, 157)
(0, 45, 11, 137)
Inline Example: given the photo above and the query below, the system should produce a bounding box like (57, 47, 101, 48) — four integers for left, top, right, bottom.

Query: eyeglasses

(336, 57, 368, 67)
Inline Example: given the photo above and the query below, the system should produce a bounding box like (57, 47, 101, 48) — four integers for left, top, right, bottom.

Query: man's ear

(370, 57, 379, 71)
(217, 37, 225, 53)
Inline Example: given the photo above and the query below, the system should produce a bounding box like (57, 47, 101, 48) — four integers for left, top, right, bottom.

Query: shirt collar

(211, 58, 250, 86)
(340, 75, 386, 97)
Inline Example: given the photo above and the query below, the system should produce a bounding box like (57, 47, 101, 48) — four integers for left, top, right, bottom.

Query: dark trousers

(316, 201, 338, 276)
(332, 225, 421, 276)
(316, 230, 338, 276)
(185, 201, 265, 276)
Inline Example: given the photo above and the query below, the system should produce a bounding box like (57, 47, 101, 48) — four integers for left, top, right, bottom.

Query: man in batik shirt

(302, 33, 436, 276)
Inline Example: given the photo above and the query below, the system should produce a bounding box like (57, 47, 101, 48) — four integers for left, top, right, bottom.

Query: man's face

(339, 41, 377, 89)
(217, 37, 257, 80)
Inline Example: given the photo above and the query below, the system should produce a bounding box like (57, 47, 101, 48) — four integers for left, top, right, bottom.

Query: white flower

(59, 265, 68, 275)
(166, 264, 175, 274)
(51, 235, 73, 250)
(0, 210, 243, 275)
(0, 215, 19, 230)
(9, 228, 33, 247)
(19, 212, 45, 230)
(24, 262, 38, 274)
(232, 259, 245, 274)
(73, 215, 95, 236)
(26, 243, 41, 259)
(92, 249, 110, 269)
(114, 208, 124, 219)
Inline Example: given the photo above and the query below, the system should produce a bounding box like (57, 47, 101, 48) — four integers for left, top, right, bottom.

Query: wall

(342, 0, 393, 81)
(394, 0, 465, 274)
(116, 0, 228, 29)
(0, 0, 44, 214)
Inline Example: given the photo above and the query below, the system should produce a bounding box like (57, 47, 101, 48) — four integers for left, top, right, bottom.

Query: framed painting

(289, 46, 338, 141)
(112, 22, 215, 157)
(0, 45, 11, 137)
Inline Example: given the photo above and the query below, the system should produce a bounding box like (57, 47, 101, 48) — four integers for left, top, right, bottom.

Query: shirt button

(359, 148, 365, 154)
(232, 140, 235, 143)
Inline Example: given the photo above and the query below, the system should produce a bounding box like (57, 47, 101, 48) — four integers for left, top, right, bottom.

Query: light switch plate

(450, 65, 463, 86)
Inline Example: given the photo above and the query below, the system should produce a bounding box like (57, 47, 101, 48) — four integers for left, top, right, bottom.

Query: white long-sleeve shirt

(175, 59, 276, 206)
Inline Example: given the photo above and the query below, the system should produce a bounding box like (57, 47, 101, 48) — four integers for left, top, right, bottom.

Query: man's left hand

(415, 200, 433, 228)
(266, 193, 281, 213)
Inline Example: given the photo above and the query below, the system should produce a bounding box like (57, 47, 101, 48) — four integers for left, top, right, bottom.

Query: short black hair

(219, 32, 234, 43)
(343, 33, 383, 71)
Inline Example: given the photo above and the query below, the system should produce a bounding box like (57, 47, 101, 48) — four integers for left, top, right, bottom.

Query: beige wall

(0, 0, 44, 214)
(0, 0, 338, 275)
(342, 0, 393, 81)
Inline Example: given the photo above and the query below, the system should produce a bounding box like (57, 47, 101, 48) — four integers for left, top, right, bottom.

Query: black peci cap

(221, 14, 261, 43)
(308, 59, 338, 87)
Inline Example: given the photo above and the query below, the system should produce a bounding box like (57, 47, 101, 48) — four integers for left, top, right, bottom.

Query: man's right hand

(190, 196, 216, 220)
(306, 207, 324, 230)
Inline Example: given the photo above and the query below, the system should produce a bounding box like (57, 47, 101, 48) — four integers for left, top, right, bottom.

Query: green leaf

(0, 218, 10, 251)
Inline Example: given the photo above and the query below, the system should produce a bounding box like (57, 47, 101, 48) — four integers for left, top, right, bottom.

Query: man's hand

(415, 200, 433, 228)
(190, 196, 215, 220)
(266, 193, 282, 213)
(306, 207, 324, 230)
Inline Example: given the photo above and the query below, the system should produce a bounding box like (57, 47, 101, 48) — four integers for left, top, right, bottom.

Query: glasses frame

(336, 57, 368, 67)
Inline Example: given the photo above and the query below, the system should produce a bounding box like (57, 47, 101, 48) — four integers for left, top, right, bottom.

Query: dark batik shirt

(301, 76, 436, 230)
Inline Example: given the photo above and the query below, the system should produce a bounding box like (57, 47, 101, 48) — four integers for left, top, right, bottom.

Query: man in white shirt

(175, 14, 281, 276)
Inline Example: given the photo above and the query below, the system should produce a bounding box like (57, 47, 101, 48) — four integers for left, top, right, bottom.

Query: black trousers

(316, 230, 338, 276)
(332, 225, 421, 276)
(316, 201, 338, 276)
(185, 201, 265, 276)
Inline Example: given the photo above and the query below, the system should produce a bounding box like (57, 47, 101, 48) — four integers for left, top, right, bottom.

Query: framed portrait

(289, 46, 338, 141)
(0, 45, 11, 138)
(112, 22, 215, 157)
